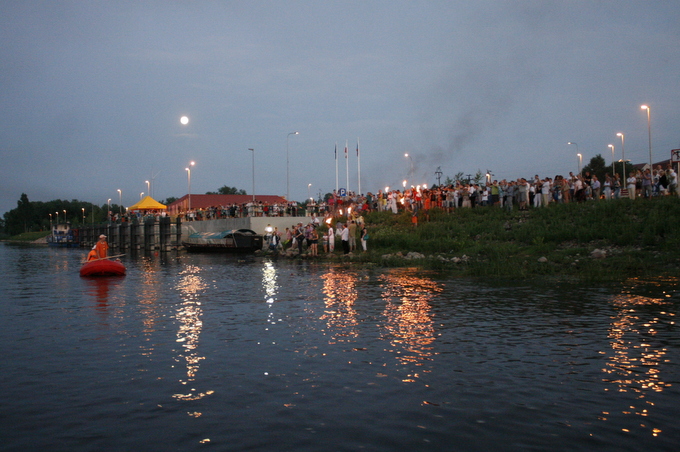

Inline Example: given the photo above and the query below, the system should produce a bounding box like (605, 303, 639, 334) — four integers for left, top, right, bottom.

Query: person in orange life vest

(87, 234, 109, 261)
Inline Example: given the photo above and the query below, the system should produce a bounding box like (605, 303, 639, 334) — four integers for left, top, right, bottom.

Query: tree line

(1, 185, 249, 237)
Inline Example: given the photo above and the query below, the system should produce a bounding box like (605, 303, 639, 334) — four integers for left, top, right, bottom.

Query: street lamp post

(617, 132, 625, 177)
(117, 189, 122, 216)
(577, 153, 582, 175)
(249, 148, 255, 202)
(404, 153, 414, 181)
(567, 142, 580, 174)
(286, 132, 299, 201)
(107, 199, 111, 224)
(145, 180, 150, 197)
(55, 211, 59, 224)
(140, 192, 144, 200)
(308, 183, 312, 200)
(641, 105, 652, 170)
(608, 144, 615, 177)
(82, 207, 85, 224)
(185, 161, 195, 211)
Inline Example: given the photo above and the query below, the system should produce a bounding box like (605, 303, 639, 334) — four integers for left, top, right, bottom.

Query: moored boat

(47, 222, 79, 247)
(182, 229, 263, 252)
(80, 258, 126, 277)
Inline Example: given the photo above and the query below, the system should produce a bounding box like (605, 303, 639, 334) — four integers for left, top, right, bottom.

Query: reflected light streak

(321, 270, 359, 343)
(262, 260, 280, 328)
(379, 270, 442, 382)
(601, 290, 673, 436)
(173, 265, 210, 401)
(138, 257, 163, 337)
(262, 260, 278, 304)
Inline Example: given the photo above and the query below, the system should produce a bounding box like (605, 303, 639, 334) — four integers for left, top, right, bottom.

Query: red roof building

(167, 194, 289, 216)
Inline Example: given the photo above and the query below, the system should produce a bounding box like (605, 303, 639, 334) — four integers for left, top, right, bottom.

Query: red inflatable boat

(80, 258, 126, 277)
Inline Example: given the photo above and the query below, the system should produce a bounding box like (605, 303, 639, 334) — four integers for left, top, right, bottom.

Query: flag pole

(335, 142, 338, 193)
(357, 138, 361, 196)
(345, 140, 349, 194)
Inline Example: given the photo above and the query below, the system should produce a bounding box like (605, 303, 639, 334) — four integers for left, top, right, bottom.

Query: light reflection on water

(2, 244, 680, 451)
(379, 269, 442, 382)
(602, 283, 677, 438)
(321, 268, 359, 343)
(173, 264, 210, 401)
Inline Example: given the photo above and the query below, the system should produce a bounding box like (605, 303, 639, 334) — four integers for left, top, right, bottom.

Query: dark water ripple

(1, 244, 679, 451)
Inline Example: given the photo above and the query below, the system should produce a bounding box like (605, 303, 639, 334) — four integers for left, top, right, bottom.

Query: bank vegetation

(349, 196, 680, 281)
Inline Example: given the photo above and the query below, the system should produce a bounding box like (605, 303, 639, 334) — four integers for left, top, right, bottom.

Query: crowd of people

(265, 213, 368, 256)
(181, 201, 303, 221)
(331, 164, 679, 215)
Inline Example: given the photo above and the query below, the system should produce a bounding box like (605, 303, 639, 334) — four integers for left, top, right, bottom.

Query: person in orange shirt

(87, 234, 109, 261)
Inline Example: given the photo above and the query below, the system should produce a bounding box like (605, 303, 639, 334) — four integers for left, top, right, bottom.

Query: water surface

(1, 244, 679, 451)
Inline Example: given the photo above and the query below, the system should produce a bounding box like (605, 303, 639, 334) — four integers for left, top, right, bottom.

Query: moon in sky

(180, 116, 189, 125)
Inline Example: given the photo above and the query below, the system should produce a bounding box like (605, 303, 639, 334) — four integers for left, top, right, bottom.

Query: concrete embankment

(63, 215, 317, 252)
(184, 216, 316, 236)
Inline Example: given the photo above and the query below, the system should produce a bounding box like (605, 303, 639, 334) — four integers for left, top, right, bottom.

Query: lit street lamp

(55, 211, 59, 223)
(577, 153, 582, 175)
(608, 144, 615, 176)
(568, 142, 581, 174)
(117, 189, 122, 215)
(641, 105, 652, 170)
(185, 161, 195, 211)
(145, 180, 150, 196)
(617, 132, 626, 176)
(286, 132, 299, 200)
(404, 153, 414, 181)
(140, 192, 144, 200)
(249, 148, 255, 202)
(82, 207, 85, 224)
(308, 183, 312, 200)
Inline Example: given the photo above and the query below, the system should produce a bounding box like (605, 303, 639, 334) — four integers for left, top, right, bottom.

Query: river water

(1, 243, 679, 451)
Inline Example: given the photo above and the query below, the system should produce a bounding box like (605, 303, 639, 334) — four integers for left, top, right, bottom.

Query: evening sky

(1, 1, 679, 214)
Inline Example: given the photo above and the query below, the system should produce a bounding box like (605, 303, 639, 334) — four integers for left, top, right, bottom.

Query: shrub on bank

(361, 196, 680, 280)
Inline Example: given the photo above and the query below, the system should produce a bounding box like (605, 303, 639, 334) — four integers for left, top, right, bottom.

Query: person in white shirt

(626, 172, 637, 199)
(340, 223, 350, 254)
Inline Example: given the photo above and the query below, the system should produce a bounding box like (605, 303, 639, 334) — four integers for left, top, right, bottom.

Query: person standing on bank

(326, 223, 335, 253)
(309, 226, 319, 256)
(295, 223, 306, 254)
(348, 220, 357, 251)
(340, 223, 350, 254)
(360, 225, 368, 252)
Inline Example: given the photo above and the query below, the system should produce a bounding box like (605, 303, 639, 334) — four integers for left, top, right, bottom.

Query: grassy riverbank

(3, 231, 50, 242)
(351, 196, 680, 281)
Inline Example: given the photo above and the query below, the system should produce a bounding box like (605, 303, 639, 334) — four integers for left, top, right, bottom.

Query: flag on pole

(357, 138, 361, 196)
(345, 139, 349, 193)
(335, 142, 339, 193)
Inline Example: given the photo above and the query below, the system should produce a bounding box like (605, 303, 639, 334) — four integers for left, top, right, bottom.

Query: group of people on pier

(265, 213, 368, 257)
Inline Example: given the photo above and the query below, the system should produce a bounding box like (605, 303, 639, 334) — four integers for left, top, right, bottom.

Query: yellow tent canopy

(128, 196, 167, 211)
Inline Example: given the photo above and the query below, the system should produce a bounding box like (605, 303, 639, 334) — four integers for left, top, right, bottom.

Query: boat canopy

(128, 196, 167, 211)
